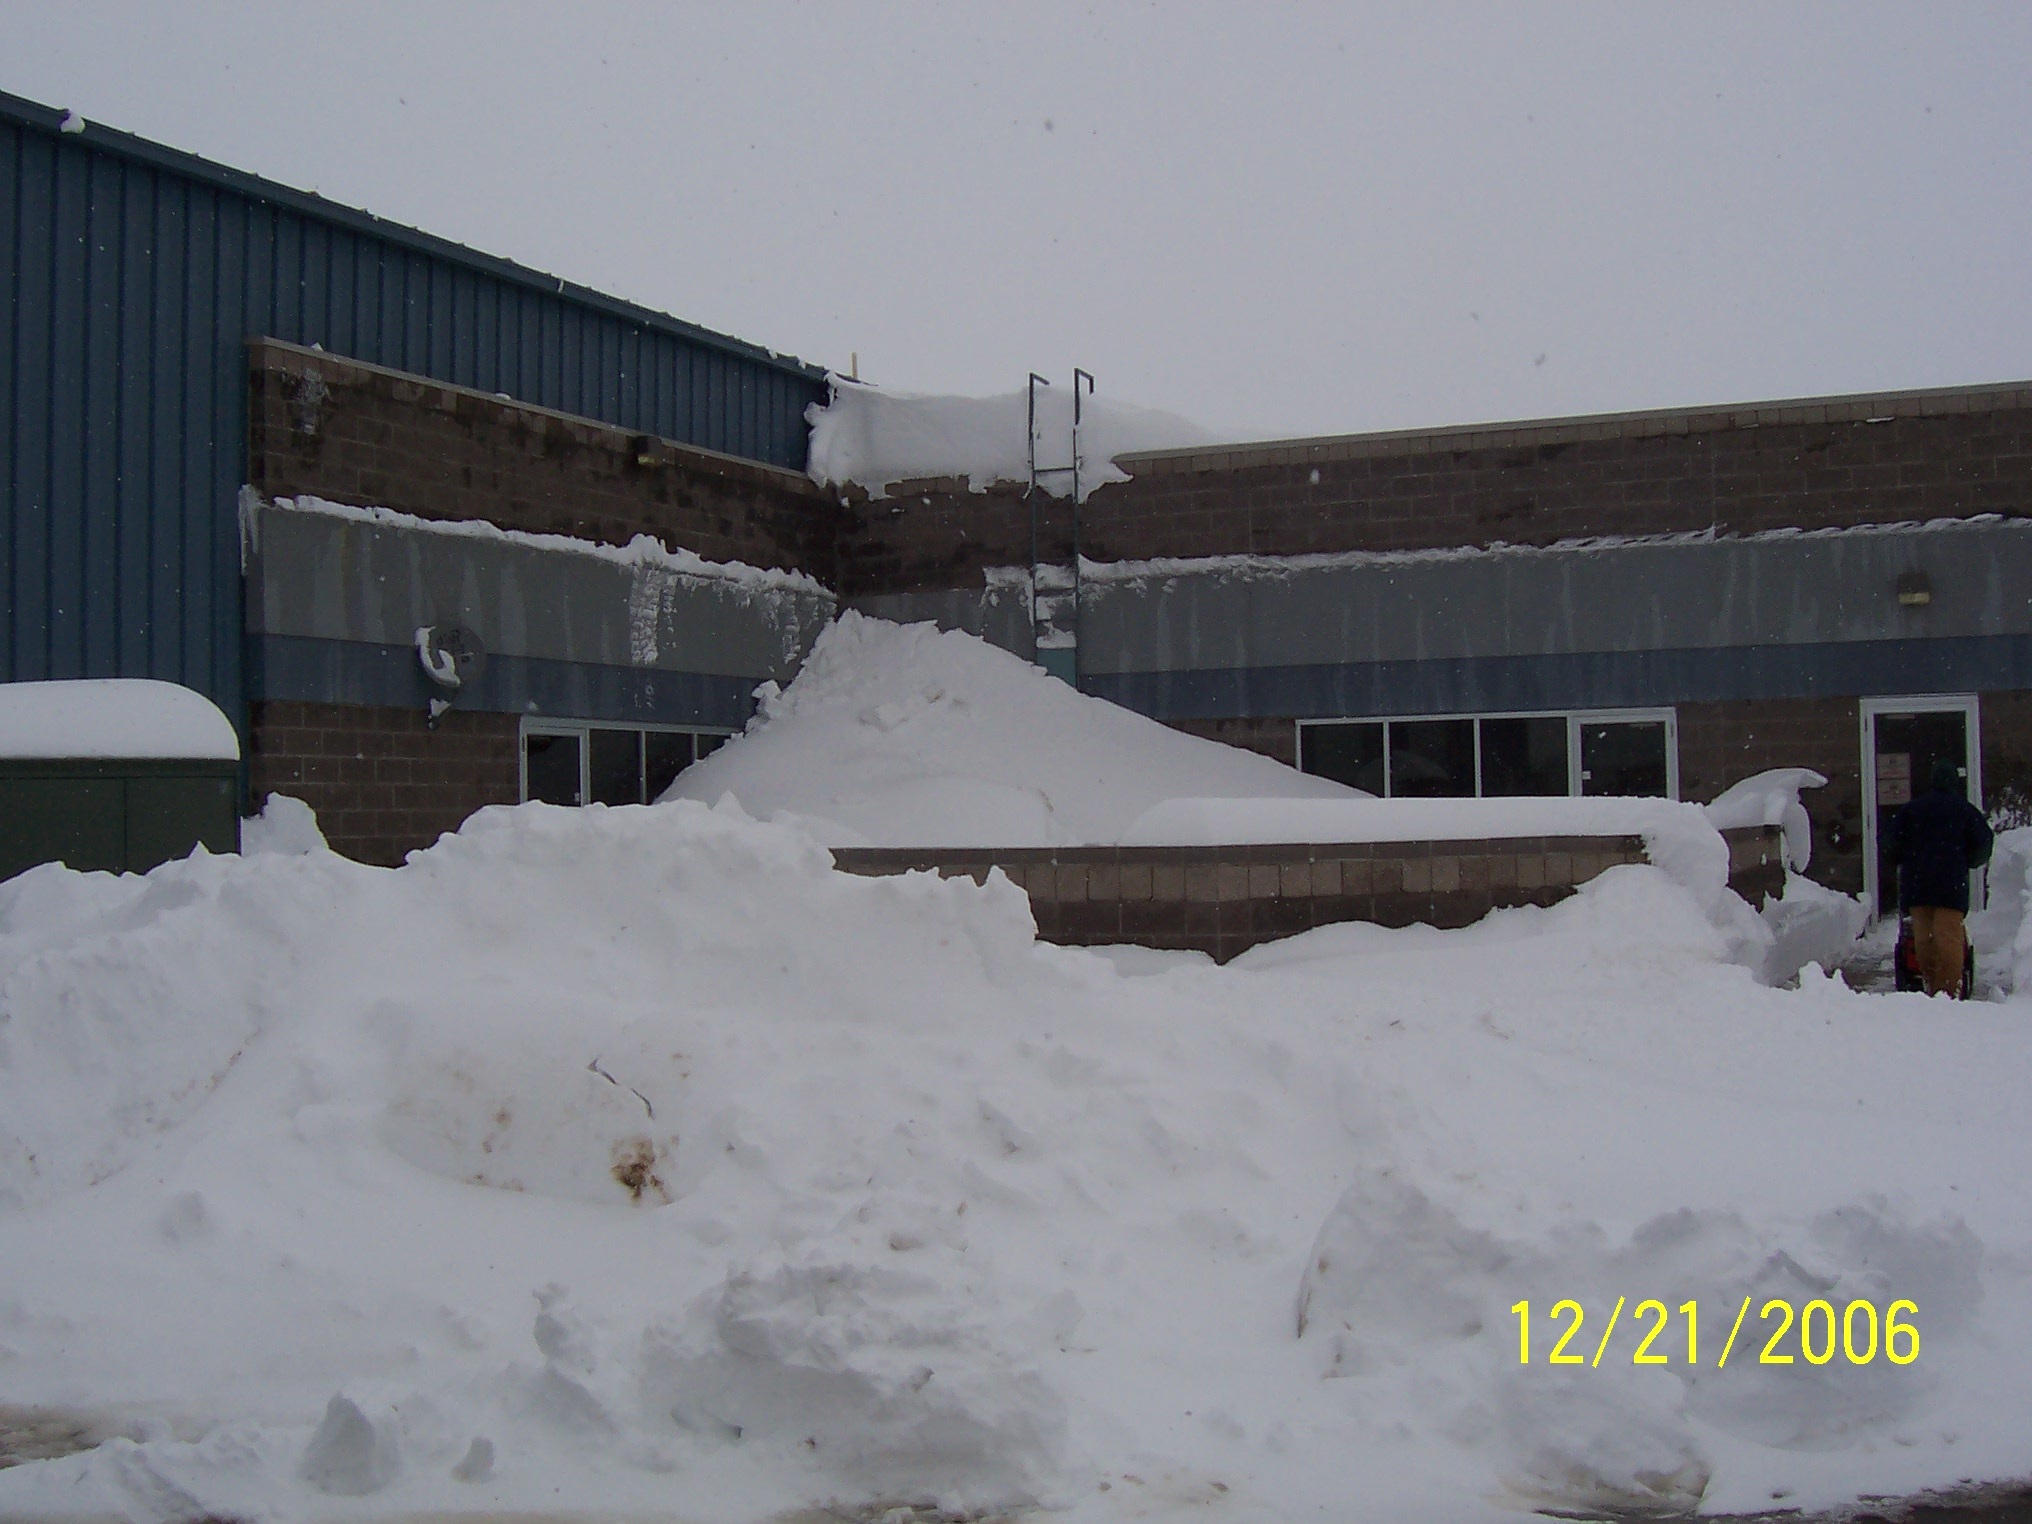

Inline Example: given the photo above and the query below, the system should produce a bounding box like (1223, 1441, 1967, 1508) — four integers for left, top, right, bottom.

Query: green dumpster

(0, 680, 240, 881)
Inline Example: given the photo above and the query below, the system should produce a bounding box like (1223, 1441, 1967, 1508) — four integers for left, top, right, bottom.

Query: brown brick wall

(839, 401, 2032, 597)
(249, 700, 520, 867)
(248, 339, 839, 579)
(835, 479, 1057, 597)
(1677, 696, 1867, 893)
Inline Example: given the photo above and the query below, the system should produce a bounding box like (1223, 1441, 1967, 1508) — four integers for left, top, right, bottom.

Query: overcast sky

(7, 2, 2031, 441)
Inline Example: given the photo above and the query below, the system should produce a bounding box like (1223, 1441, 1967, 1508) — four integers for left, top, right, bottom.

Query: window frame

(1296, 706, 1680, 800)
(517, 717, 735, 806)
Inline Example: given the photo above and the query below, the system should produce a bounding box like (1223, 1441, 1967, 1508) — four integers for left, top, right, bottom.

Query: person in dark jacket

(1889, 757, 1995, 997)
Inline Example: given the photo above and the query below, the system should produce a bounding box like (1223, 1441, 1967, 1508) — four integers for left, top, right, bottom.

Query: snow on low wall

(1121, 796, 1732, 907)
(833, 825, 1785, 966)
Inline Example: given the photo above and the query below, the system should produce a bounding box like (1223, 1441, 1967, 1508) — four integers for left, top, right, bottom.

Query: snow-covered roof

(1077, 511, 2032, 583)
(0, 679, 240, 761)
(804, 375, 1216, 500)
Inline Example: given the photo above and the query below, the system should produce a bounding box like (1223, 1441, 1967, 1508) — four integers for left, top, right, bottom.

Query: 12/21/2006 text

(1511, 1297, 1918, 1367)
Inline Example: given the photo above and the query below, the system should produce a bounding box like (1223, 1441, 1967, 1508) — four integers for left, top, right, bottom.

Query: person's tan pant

(1911, 905, 1969, 998)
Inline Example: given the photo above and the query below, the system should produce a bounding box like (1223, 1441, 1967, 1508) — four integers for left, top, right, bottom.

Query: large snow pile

(2, 799, 2030, 1523)
(805, 376, 1216, 499)
(664, 613, 1361, 845)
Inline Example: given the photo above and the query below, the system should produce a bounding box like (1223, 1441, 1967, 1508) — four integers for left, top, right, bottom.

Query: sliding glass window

(1298, 709, 1677, 799)
(520, 721, 733, 807)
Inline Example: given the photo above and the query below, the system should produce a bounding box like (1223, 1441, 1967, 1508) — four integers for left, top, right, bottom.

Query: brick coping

(833, 834, 1645, 865)
(1114, 378, 2032, 476)
(251, 337, 825, 496)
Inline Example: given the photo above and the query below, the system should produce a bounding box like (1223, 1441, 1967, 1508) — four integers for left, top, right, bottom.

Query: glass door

(1864, 698, 1979, 916)
(522, 729, 584, 806)
(1573, 711, 1678, 798)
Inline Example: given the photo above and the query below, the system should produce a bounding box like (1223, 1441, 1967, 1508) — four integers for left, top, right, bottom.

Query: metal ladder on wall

(1026, 369, 1094, 685)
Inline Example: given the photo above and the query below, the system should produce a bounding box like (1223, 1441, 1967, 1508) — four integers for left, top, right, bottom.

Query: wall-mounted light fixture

(416, 624, 487, 726)
(1895, 570, 1933, 607)
(632, 435, 670, 469)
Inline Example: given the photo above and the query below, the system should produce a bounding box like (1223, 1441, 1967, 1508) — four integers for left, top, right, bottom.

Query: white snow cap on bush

(1705, 766, 1826, 871)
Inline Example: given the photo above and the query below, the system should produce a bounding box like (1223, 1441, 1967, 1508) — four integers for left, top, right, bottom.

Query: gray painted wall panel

(1083, 634, 2032, 721)
(244, 500, 835, 695)
(848, 583, 1036, 660)
(1078, 519, 2032, 678)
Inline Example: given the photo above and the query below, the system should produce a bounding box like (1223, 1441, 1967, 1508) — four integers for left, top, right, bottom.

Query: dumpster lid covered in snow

(0, 679, 240, 762)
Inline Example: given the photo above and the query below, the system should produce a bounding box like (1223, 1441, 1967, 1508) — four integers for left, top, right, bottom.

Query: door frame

(1858, 693, 1982, 917)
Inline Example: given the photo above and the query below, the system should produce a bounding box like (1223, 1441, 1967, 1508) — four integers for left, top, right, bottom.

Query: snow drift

(664, 612, 1361, 845)
(2, 794, 2031, 1523)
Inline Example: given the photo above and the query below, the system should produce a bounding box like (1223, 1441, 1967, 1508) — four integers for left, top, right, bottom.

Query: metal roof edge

(0, 88, 830, 385)
(1112, 378, 2032, 471)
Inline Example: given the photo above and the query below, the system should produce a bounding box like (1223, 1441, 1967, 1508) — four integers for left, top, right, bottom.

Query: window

(1579, 718, 1669, 797)
(1302, 720, 1384, 796)
(1479, 715, 1569, 797)
(1388, 719, 1475, 798)
(1298, 709, 1678, 799)
(520, 721, 732, 806)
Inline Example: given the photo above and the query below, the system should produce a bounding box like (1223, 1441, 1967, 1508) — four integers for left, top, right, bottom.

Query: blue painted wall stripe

(1081, 634, 2032, 720)
(249, 634, 761, 732)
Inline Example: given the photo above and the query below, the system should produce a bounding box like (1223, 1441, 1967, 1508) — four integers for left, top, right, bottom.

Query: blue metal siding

(1, 90, 827, 730)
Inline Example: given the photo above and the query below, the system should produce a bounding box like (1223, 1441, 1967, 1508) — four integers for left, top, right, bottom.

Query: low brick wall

(1723, 823, 1787, 907)
(833, 825, 1785, 962)
(833, 835, 1645, 962)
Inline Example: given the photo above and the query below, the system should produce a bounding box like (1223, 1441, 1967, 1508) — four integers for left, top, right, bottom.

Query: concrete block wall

(1677, 697, 1868, 893)
(836, 384, 2032, 599)
(249, 339, 839, 580)
(248, 700, 519, 866)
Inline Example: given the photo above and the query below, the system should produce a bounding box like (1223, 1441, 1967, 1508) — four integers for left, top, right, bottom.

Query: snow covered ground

(2, 625, 2028, 1523)
(0, 796, 2028, 1524)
